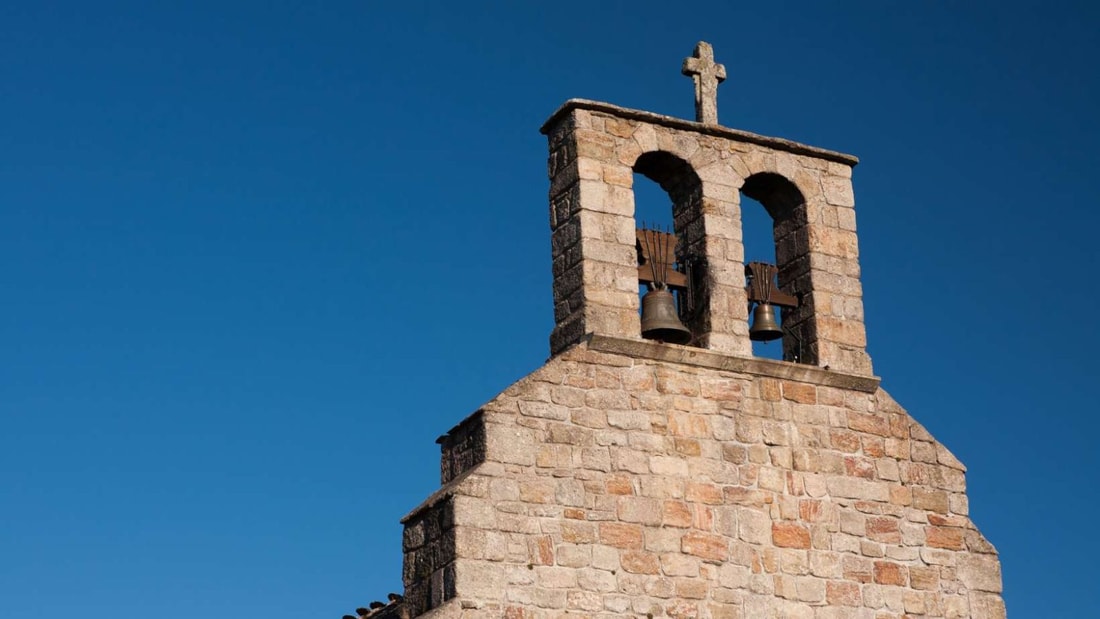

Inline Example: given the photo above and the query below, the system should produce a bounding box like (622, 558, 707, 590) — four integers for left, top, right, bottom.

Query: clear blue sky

(2, 2, 1097, 617)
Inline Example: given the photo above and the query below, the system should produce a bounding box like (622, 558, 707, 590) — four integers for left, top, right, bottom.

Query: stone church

(344, 43, 1005, 619)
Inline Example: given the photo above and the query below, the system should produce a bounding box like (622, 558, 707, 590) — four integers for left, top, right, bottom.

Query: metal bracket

(745, 261, 798, 308)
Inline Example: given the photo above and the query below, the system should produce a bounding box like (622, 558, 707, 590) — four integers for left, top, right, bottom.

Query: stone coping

(585, 334, 881, 393)
(539, 98, 859, 167)
(400, 468, 472, 525)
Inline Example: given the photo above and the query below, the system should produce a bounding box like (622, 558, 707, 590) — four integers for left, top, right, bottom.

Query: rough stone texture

(541, 99, 872, 376)
(384, 90, 1003, 618)
(399, 342, 1004, 618)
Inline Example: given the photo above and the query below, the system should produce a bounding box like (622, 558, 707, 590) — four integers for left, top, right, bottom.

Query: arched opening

(632, 169, 672, 230)
(631, 151, 705, 346)
(740, 173, 810, 364)
(741, 193, 781, 360)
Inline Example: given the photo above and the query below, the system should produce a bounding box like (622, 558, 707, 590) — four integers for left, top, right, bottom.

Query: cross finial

(681, 41, 726, 125)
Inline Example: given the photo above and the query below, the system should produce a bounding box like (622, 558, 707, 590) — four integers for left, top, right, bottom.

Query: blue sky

(2, 2, 1097, 617)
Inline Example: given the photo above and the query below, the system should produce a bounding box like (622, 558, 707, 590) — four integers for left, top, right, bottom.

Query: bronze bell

(749, 302, 783, 342)
(640, 288, 691, 344)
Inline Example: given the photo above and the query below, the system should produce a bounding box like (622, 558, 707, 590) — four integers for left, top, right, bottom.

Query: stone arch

(632, 150, 704, 225)
(633, 150, 698, 188)
(741, 172, 806, 223)
(739, 172, 815, 364)
(734, 152, 824, 211)
(629, 150, 709, 342)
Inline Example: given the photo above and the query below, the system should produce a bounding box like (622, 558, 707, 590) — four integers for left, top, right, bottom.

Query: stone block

(758, 378, 781, 402)
(617, 497, 663, 525)
(937, 442, 967, 471)
(657, 371, 701, 396)
(452, 496, 496, 529)
(604, 474, 634, 496)
(650, 455, 689, 477)
(911, 440, 937, 463)
(969, 591, 1007, 619)
(912, 487, 950, 514)
(782, 382, 817, 404)
(685, 482, 723, 505)
(667, 413, 709, 438)
(865, 516, 900, 543)
(826, 476, 889, 502)
(847, 411, 889, 437)
(909, 565, 940, 591)
(534, 565, 578, 589)
(872, 561, 906, 586)
(758, 467, 785, 492)
(598, 522, 642, 549)
(844, 456, 875, 479)
(560, 521, 596, 544)
(700, 377, 742, 401)
(958, 554, 1003, 593)
(738, 507, 771, 544)
(822, 176, 855, 207)
(621, 550, 661, 574)
(457, 561, 505, 600)
(772, 522, 811, 549)
(860, 436, 883, 458)
(535, 444, 573, 469)
(926, 525, 965, 550)
(558, 545, 594, 567)
(682, 531, 729, 561)
(808, 227, 860, 261)
(655, 499, 690, 527)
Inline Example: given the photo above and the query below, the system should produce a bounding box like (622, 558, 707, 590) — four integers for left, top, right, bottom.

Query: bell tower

(350, 42, 1005, 619)
(542, 42, 872, 376)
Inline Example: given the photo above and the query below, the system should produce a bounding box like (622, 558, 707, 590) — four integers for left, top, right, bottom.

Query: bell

(749, 302, 783, 342)
(640, 288, 691, 344)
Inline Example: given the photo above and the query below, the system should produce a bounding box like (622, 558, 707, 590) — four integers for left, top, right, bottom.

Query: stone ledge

(540, 98, 859, 166)
(584, 334, 881, 393)
(399, 469, 470, 525)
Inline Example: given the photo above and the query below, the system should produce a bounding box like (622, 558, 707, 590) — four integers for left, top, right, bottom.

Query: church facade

(351, 43, 1005, 619)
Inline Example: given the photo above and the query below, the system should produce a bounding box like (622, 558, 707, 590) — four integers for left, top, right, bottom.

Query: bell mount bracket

(745, 261, 798, 309)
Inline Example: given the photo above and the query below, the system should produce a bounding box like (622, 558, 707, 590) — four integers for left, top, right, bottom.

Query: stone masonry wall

(399, 339, 1004, 619)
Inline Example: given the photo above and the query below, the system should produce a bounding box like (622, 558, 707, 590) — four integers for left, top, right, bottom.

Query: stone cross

(681, 41, 726, 125)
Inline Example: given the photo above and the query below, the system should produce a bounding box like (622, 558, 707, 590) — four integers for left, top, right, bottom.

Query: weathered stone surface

(958, 554, 1004, 593)
(388, 45, 1002, 618)
(772, 522, 811, 549)
(598, 522, 643, 549)
(396, 345, 1002, 616)
(541, 80, 873, 374)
